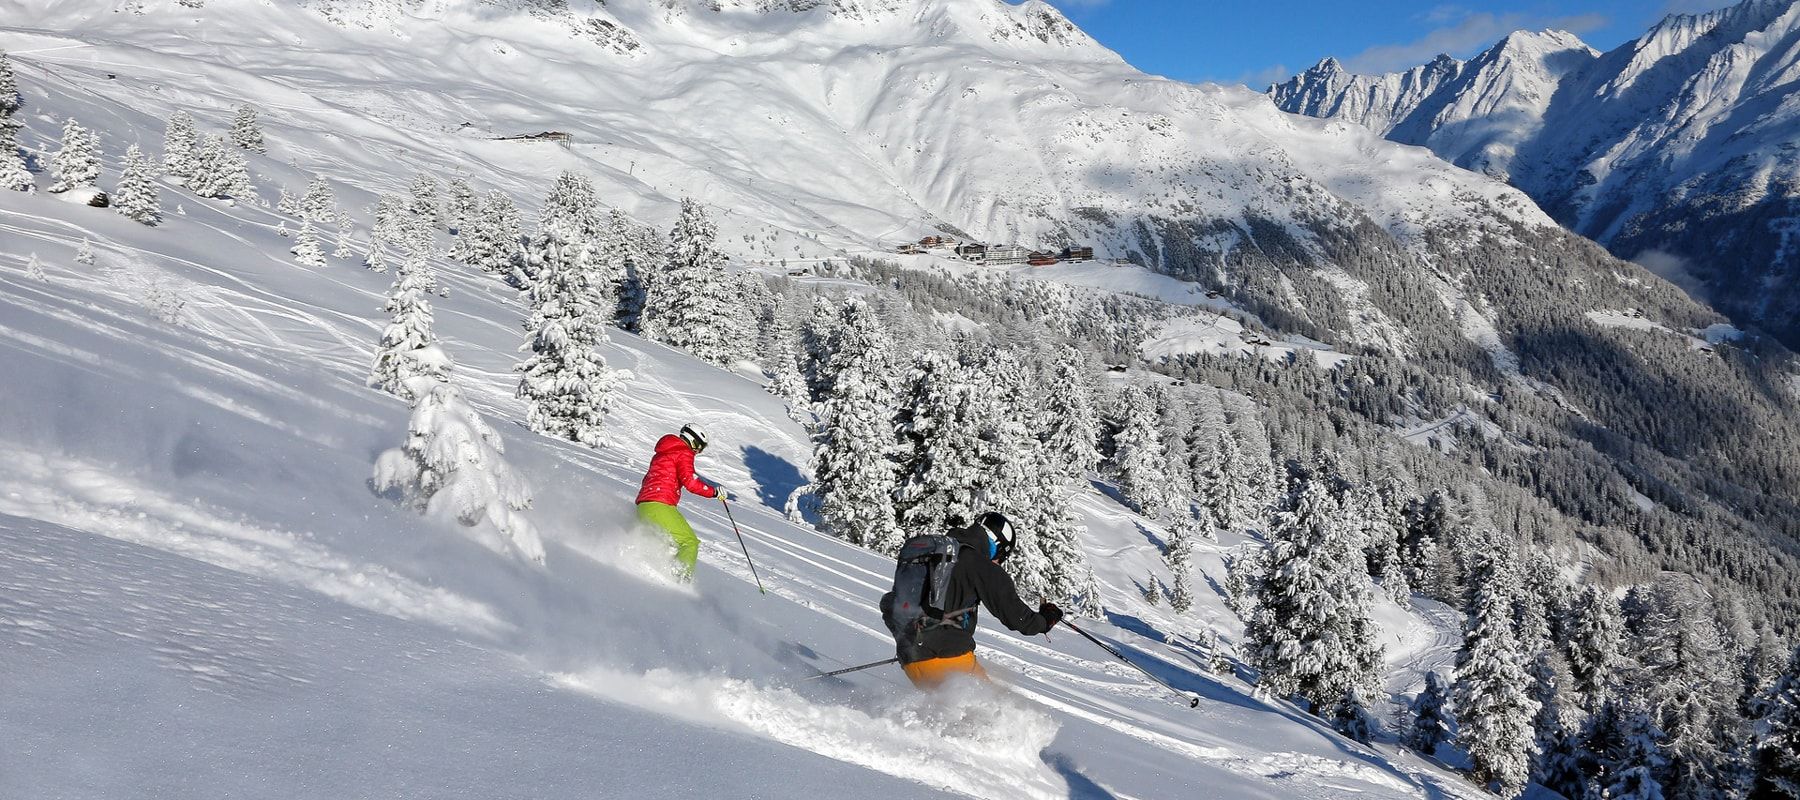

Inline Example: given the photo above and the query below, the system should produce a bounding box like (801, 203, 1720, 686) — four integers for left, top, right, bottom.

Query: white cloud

(1420, 5, 1472, 25)
(1234, 63, 1295, 91)
(1633, 250, 1711, 300)
(1343, 11, 1608, 74)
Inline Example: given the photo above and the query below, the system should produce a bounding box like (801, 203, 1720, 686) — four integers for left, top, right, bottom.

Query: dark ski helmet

(976, 511, 1015, 563)
(680, 424, 709, 454)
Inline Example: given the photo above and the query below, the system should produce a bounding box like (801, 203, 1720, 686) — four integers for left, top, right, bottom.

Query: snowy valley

(2, 1, 1800, 799)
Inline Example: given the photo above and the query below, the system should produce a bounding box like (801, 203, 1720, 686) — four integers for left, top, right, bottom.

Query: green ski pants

(637, 501, 699, 578)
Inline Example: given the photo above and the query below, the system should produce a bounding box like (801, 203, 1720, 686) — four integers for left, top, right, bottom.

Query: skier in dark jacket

(880, 512, 1063, 688)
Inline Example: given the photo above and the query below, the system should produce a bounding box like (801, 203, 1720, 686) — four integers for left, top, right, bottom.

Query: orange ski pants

(901, 652, 990, 689)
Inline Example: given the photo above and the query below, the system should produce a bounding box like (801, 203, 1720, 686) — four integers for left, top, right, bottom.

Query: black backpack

(889, 534, 978, 658)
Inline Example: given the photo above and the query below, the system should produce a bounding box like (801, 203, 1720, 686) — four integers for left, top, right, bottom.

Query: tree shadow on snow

(743, 445, 805, 509)
(1042, 752, 1118, 800)
(1199, 569, 1230, 602)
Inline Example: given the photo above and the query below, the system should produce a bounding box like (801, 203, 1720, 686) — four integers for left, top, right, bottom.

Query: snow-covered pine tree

(1332, 686, 1378, 744)
(1113, 385, 1171, 518)
(1206, 629, 1235, 676)
(445, 176, 475, 234)
(0, 114, 31, 192)
(810, 296, 902, 552)
(1164, 512, 1199, 613)
(515, 215, 629, 447)
(735, 271, 776, 358)
(801, 294, 839, 404)
(1605, 707, 1670, 800)
(1368, 481, 1413, 603)
(190, 134, 256, 203)
(615, 215, 661, 333)
(75, 237, 94, 265)
(333, 224, 354, 260)
(48, 118, 99, 193)
(229, 104, 265, 153)
(1143, 573, 1163, 606)
(369, 251, 447, 399)
(298, 175, 335, 222)
(976, 349, 1058, 603)
(1743, 635, 1788, 721)
(372, 375, 544, 565)
(537, 171, 603, 242)
(364, 231, 389, 273)
(1152, 384, 1193, 500)
(1402, 490, 1450, 601)
(892, 350, 985, 534)
(1754, 646, 1800, 800)
(1247, 474, 1383, 717)
(1567, 583, 1623, 713)
(763, 296, 810, 413)
(277, 221, 290, 239)
(998, 347, 1103, 615)
(372, 193, 406, 241)
(643, 197, 741, 366)
(276, 187, 297, 215)
(24, 252, 45, 281)
(513, 172, 604, 292)
(1353, 480, 1400, 585)
(162, 110, 199, 185)
(0, 49, 19, 114)
(1454, 548, 1541, 799)
(459, 191, 523, 278)
(1199, 428, 1254, 535)
(408, 173, 441, 229)
(1039, 346, 1101, 483)
(292, 220, 326, 268)
(114, 144, 160, 225)
(1517, 567, 1584, 794)
(1407, 671, 1453, 756)
(1032, 489, 1102, 615)
(1223, 544, 1263, 618)
(364, 194, 409, 272)
(599, 209, 640, 324)
(1624, 579, 1739, 800)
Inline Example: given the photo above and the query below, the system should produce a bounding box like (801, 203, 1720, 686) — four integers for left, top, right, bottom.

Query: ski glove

(1038, 602, 1064, 630)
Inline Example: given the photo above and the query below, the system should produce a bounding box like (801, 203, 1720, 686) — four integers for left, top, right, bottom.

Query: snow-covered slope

(1270, 0, 1800, 345)
(0, 84, 1482, 800)
(4, 0, 1562, 262)
(5, 1, 1799, 795)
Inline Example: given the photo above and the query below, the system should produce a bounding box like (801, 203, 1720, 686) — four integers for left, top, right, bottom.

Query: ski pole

(719, 495, 766, 594)
(804, 656, 900, 681)
(1064, 620, 1201, 709)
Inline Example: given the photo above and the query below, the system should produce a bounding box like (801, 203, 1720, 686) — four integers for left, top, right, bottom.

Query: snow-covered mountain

(1270, 0, 1800, 345)
(4, 0, 1800, 796)
(0, 5, 1507, 797)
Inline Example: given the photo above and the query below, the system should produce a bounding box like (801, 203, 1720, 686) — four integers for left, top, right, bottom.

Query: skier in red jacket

(636, 424, 721, 580)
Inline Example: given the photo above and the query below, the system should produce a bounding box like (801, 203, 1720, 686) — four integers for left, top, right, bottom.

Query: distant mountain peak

(1269, 0, 1800, 346)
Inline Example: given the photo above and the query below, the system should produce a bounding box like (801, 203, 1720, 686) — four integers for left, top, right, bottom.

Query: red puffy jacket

(636, 434, 718, 506)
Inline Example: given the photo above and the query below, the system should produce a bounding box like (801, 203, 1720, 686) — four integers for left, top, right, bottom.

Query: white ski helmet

(679, 424, 709, 454)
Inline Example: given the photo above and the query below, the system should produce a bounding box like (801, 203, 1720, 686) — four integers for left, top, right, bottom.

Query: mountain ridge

(1270, 0, 1800, 346)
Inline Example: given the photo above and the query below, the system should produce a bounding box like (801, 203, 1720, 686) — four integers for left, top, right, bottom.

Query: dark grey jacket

(879, 522, 1053, 663)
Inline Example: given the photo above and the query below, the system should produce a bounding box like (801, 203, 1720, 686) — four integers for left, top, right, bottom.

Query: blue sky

(1046, 0, 1732, 87)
